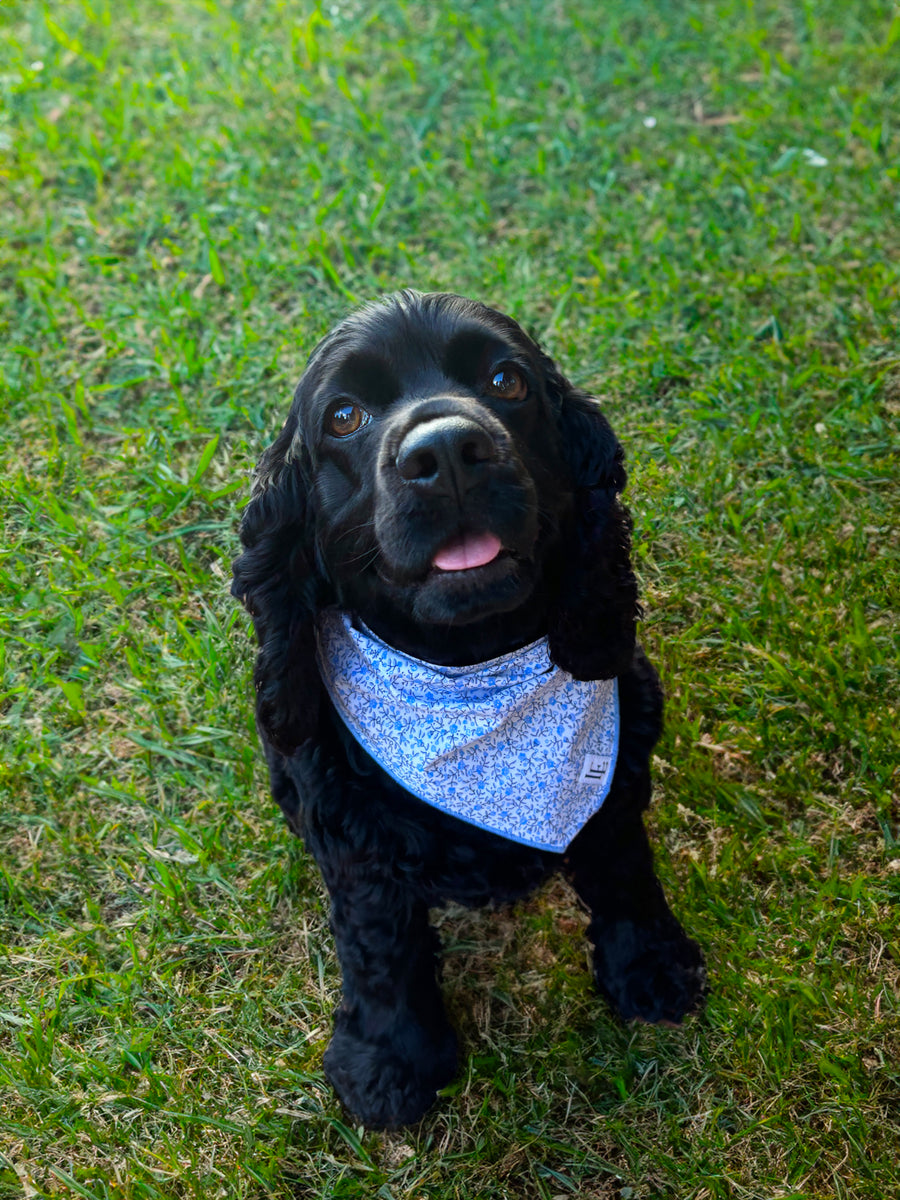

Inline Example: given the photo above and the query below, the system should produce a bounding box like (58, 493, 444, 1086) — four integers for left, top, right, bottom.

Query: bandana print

(315, 609, 620, 853)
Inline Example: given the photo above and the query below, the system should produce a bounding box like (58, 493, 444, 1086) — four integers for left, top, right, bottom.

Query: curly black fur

(232, 292, 706, 1128)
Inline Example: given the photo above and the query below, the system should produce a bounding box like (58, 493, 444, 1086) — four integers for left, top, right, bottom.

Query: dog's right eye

(327, 402, 370, 438)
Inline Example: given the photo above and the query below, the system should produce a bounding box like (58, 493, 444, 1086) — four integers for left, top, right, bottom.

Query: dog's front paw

(323, 1008, 458, 1129)
(589, 917, 707, 1025)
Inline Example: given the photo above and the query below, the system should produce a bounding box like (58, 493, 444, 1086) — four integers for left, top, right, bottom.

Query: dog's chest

(315, 609, 619, 853)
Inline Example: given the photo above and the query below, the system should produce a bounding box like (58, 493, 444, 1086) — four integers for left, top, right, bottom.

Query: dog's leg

(566, 804, 707, 1024)
(321, 877, 457, 1129)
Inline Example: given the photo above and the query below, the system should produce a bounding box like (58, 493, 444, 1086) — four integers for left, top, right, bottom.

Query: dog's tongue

(432, 532, 502, 571)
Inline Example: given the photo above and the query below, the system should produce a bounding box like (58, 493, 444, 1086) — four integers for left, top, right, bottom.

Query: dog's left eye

(327, 402, 370, 438)
(487, 365, 527, 401)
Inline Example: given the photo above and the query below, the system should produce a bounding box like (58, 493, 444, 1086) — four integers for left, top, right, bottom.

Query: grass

(1, 0, 898, 1196)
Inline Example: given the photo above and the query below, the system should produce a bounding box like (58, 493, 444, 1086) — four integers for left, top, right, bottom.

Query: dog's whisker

(334, 517, 377, 544)
(340, 544, 382, 571)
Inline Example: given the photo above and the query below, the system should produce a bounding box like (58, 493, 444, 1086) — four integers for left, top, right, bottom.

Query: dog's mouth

(431, 531, 503, 573)
(366, 520, 541, 628)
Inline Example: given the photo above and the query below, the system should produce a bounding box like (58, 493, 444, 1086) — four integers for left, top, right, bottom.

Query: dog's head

(233, 292, 639, 754)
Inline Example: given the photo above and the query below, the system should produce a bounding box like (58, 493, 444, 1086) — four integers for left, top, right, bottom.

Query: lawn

(1, 1, 898, 1196)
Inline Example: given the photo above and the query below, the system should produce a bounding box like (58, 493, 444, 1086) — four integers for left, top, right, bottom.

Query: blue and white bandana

(315, 609, 620, 853)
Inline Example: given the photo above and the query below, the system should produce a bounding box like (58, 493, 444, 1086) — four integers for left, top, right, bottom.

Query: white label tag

(579, 753, 612, 786)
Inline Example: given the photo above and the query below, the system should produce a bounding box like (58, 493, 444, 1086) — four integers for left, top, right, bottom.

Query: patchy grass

(1, 0, 898, 1196)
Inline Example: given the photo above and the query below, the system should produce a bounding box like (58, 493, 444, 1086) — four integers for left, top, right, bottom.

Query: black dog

(232, 291, 706, 1128)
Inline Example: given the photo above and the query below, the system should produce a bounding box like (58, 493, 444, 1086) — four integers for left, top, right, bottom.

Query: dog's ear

(543, 358, 640, 681)
(231, 407, 324, 755)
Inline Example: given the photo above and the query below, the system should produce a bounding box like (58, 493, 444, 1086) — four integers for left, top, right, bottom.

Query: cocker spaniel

(232, 291, 706, 1128)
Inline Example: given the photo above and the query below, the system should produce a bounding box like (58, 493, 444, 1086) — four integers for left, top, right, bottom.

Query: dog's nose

(395, 416, 497, 493)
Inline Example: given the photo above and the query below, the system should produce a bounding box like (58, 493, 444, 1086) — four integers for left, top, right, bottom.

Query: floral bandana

(315, 608, 620, 853)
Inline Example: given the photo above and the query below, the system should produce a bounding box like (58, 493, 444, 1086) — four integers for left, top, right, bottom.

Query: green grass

(1, 0, 898, 1196)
